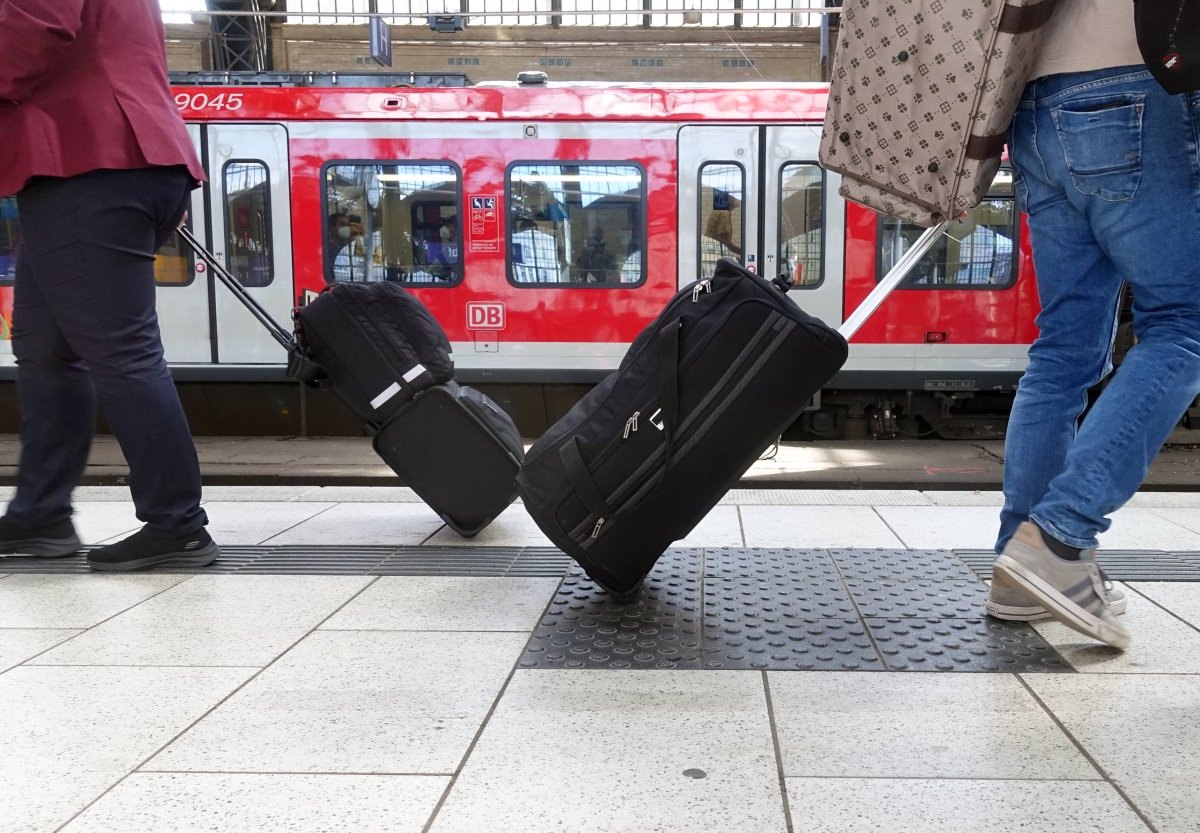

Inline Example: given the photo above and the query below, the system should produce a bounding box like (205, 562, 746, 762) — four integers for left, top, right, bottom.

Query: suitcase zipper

(691, 279, 712, 302)
(622, 411, 640, 438)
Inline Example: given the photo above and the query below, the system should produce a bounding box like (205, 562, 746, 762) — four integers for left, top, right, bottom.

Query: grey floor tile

(703, 618, 881, 671)
(845, 578, 989, 618)
(0, 665, 254, 833)
(427, 670, 787, 833)
(1026, 674, 1200, 833)
(0, 629, 83, 673)
(261, 504, 445, 546)
(0, 574, 189, 629)
(768, 672, 1097, 779)
(201, 502, 338, 545)
(60, 773, 448, 833)
(786, 778, 1149, 833)
(1129, 581, 1200, 630)
(831, 547, 977, 581)
(1033, 585, 1200, 673)
(867, 617, 1072, 672)
(32, 576, 372, 667)
(320, 576, 561, 631)
(145, 630, 526, 774)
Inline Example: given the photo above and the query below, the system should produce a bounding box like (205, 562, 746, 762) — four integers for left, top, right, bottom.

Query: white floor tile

(0, 574, 188, 629)
(874, 506, 1003, 549)
(1129, 582, 1200, 630)
(923, 490, 1005, 506)
(786, 778, 1148, 833)
(740, 506, 903, 548)
(1125, 491, 1200, 509)
(767, 672, 1096, 779)
(673, 505, 744, 547)
(1099, 507, 1200, 550)
(60, 773, 448, 833)
(721, 489, 931, 505)
(423, 504, 550, 547)
(1139, 507, 1200, 542)
(261, 503, 445, 546)
(427, 670, 786, 833)
(320, 577, 559, 632)
(200, 502, 337, 545)
(1026, 674, 1200, 833)
(68, 502, 144, 544)
(1033, 584, 1200, 673)
(198, 485, 320, 502)
(0, 665, 253, 833)
(0, 629, 83, 672)
(146, 630, 525, 774)
(33, 576, 372, 667)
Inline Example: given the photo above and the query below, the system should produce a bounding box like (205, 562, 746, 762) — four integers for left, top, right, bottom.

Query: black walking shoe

(0, 516, 83, 558)
(87, 527, 220, 572)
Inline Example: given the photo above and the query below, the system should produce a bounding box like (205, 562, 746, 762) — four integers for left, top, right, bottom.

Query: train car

(0, 72, 1039, 438)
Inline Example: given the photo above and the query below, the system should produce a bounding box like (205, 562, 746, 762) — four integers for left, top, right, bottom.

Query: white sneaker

(987, 569, 1127, 621)
(992, 522, 1131, 650)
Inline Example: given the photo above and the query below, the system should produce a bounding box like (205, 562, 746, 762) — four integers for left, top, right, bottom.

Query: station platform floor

(3, 483, 1200, 833)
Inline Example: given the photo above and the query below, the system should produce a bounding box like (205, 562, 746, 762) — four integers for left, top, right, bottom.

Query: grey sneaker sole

(994, 554, 1132, 650)
(986, 593, 1128, 622)
(0, 534, 83, 559)
(87, 542, 221, 572)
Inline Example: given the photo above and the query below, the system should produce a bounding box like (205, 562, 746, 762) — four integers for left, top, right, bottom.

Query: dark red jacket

(0, 0, 205, 198)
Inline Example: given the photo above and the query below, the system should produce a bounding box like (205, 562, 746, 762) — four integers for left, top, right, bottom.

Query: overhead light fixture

(683, 7, 702, 24)
(427, 14, 467, 33)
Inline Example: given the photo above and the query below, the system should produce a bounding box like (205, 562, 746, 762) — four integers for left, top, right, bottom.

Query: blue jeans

(997, 66, 1200, 553)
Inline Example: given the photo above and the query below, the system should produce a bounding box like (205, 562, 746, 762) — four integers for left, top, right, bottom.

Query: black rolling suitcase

(372, 381, 524, 536)
(177, 228, 521, 537)
(517, 257, 849, 599)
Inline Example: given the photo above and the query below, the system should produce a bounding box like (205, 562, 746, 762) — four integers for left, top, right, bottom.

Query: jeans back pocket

(1051, 93, 1145, 202)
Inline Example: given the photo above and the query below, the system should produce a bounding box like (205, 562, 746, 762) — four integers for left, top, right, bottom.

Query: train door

(205, 123, 292, 363)
(677, 124, 841, 327)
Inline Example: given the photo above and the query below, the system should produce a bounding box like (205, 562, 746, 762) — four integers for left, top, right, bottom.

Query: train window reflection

(223, 160, 273, 287)
(878, 168, 1018, 290)
(699, 163, 744, 279)
(507, 163, 646, 287)
(0, 197, 18, 286)
(323, 162, 461, 286)
(778, 163, 824, 288)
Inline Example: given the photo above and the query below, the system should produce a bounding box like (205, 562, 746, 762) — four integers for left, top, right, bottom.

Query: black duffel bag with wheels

(293, 281, 455, 425)
(517, 257, 848, 601)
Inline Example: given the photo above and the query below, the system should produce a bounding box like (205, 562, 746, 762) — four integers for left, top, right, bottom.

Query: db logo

(466, 302, 506, 330)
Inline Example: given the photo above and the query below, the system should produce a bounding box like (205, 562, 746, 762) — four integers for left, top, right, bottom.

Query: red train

(0, 73, 1040, 438)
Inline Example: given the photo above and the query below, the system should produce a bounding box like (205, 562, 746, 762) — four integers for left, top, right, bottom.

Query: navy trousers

(8, 166, 207, 537)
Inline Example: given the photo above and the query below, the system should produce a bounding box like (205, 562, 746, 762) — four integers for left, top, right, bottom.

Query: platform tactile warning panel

(957, 549, 1200, 582)
(866, 618, 1073, 672)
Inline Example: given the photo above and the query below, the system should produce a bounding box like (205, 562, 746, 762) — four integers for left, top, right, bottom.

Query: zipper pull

(691, 279, 712, 302)
(591, 517, 606, 539)
(622, 411, 640, 439)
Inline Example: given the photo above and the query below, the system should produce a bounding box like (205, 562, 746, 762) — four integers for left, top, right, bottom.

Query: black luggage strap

(556, 318, 683, 522)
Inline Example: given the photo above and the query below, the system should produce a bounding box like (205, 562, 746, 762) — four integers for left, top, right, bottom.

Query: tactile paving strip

(521, 558, 704, 670)
(866, 618, 1073, 672)
(845, 579, 991, 619)
(831, 548, 977, 581)
(958, 549, 1200, 581)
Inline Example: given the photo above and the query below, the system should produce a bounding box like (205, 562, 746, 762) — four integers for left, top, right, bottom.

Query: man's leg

(13, 167, 214, 567)
(0, 224, 92, 557)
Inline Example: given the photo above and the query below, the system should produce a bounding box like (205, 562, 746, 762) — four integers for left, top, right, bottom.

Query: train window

(323, 162, 461, 286)
(699, 163, 745, 279)
(153, 225, 195, 287)
(223, 161, 273, 288)
(0, 197, 18, 287)
(506, 163, 646, 287)
(778, 164, 824, 288)
(877, 168, 1018, 289)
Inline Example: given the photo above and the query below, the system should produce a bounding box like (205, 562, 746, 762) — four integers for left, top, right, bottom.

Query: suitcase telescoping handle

(837, 220, 950, 340)
(176, 226, 294, 350)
